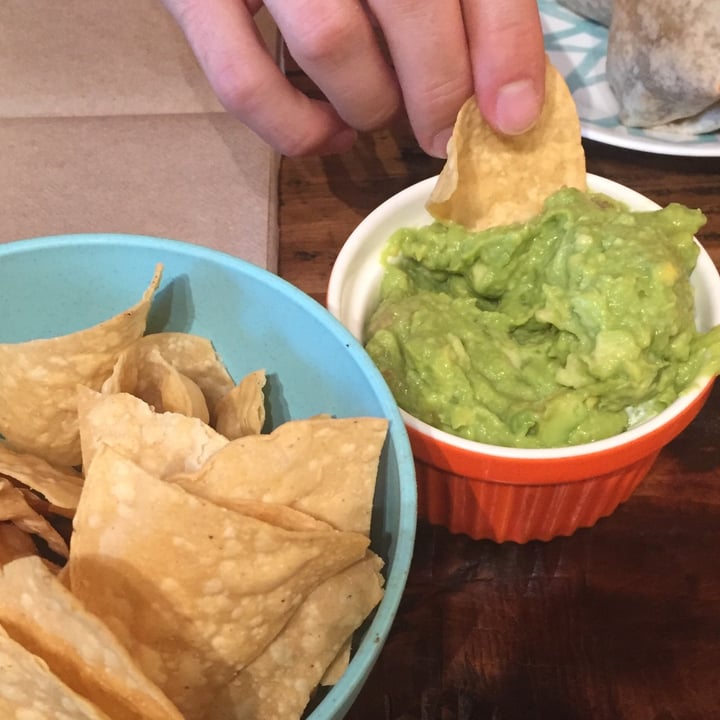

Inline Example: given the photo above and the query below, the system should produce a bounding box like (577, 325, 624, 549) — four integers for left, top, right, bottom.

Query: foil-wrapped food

(558, 0, 720, 134)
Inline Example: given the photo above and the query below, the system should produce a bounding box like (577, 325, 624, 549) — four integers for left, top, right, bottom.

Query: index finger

(164, 0, 356, 156)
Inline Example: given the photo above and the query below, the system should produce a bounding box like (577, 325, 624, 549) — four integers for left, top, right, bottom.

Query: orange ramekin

(407, 378, 714, 542)
(328, 174, 720, 542)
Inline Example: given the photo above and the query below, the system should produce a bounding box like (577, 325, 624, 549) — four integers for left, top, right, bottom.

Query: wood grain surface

(279, 64, 720, 720)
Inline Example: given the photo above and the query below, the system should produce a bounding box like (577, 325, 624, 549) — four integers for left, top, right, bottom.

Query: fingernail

(495, 79, 542, 135)
(430, 127, 453, 158)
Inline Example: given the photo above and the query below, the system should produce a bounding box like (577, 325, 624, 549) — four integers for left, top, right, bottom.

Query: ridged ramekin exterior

(416, 452, 659, 543)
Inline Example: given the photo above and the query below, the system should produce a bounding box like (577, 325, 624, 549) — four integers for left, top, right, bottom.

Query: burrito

(607, 0, 720, 132)
(558, 0, 720, 134)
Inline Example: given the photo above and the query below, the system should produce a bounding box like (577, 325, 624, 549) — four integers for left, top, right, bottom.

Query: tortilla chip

(0, 556, 184, 720)
(426, 58, 586, 231)
(0, 443, 83, 516)
(0, 625, 113, 720)
(171, 416, 388, 535)
(0, 264, 162, 466)
(209, 552, 385, 720)
(320, 640, 352, 686)
(0, 479, 68, 558)
(77, 386, 228, 476)
(159, 363, 211, 423)
(214, 369, 267, 439)
(0, 521, 38, 566)
(68, 444, 370, 719)
(13, 484, 69, 523)
(103, 344, 210, 422)
(213, 499, 335, 532)
(102, 331, 234, 424)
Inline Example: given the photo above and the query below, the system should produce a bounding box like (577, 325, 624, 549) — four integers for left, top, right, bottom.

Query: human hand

(163, 0, 546, 157)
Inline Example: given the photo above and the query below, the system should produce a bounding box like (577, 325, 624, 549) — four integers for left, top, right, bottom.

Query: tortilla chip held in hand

(427, 57, 586, 231)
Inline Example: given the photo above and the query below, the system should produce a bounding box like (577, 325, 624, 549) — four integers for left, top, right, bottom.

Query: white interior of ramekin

(327, 174, 720, 460)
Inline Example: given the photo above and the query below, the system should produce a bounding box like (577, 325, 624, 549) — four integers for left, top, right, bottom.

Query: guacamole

(365, 188, 719, 448)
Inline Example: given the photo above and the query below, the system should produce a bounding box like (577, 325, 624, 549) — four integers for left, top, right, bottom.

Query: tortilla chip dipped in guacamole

(426, 57, 587, 232)
(365, 60, 720, 449)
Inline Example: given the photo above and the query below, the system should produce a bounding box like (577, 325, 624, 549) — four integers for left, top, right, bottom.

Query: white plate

(540, 0, 720, 157)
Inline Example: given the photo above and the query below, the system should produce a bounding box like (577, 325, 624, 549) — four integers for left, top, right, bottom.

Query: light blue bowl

(0, 233, 417, 719)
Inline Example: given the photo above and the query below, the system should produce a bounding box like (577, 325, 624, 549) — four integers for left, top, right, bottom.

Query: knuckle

(358, 101, 399, 132)
(489, 6, 541, 49)
(409, 75, 471, 149)
(211, 59, 266, 115)
(289, 10, 358, 65)
(274, 127, 317, 157)
(425, 74, 472, 110)
(164, 0, 198, 27)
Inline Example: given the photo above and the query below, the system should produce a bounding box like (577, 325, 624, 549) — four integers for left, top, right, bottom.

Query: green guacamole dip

(365, 188, 720, 448)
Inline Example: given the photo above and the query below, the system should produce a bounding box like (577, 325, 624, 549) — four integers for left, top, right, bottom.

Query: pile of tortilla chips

(0, 265, 388, 720)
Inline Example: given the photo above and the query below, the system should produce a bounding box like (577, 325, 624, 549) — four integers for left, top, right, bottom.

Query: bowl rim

(327, 173, 720, 463)
(0, 231, 418, 718)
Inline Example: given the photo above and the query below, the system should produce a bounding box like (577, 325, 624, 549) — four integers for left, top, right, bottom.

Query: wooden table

(279, 98, 720, 718)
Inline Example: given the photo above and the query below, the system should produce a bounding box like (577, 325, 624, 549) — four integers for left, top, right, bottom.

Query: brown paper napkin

(0, 0, 280, 270)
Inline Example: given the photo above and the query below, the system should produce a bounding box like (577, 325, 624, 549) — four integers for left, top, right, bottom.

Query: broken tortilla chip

(214, 369, 267, 439)
(0, 479, 68, 558)
(0, 443, 82, 516)
(0, 522, 38, 566)
(426, 58, 586, 231)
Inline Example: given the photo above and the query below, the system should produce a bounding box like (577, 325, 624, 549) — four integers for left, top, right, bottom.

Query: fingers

(163, 0, 357, 156)
(359, 0, 543, 155)
(368, 0, 473, 158)
(165, 0, 546, 157)
(461, 0, 546, 135)
(264, 0, 401, 133)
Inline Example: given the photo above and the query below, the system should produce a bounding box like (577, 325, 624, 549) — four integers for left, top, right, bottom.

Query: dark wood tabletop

(279, 70, 720, 720)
